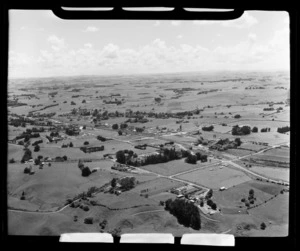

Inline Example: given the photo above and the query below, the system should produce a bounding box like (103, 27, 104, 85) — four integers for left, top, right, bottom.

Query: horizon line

(8, 69, 290, 81)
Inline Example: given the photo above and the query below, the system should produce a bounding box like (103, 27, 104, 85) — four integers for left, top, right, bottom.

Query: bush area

(210, 138, 241, 151)
(277, 126, 290, 134)
(165, 198, 201, 230)
(232, 125, 251, 135)
(78, 159, 92, 177)
(21, 148, 32, 163)
(202, 125, 214, 132)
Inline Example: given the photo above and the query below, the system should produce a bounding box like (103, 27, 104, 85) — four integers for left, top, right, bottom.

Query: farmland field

(249, 166, 289, 182)
(176, 165, 252, 189)
(139, 159, 204, 176)
(131, 177, 185, 196)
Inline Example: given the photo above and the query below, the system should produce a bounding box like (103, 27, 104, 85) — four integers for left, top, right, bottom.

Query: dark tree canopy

(252, 126, 258, 133)
(277, 126, 290, 134)
(82, 166, 92, 177)
(112, 124, 119, 130)
(165, 198, 201, 230)
(202, 125, 214, 132)
(232, 125, 251, 136)
(116, 150, 126, 164)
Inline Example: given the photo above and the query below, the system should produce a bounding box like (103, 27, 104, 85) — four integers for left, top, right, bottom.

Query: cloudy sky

(8, 10, 289, 78)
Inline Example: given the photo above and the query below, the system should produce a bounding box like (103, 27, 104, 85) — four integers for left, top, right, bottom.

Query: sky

(8, 10, 290, 78)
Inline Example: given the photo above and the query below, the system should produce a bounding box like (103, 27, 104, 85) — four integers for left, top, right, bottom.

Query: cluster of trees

(252, 127, 258, 133)
(126, 117, 149, 123)
(195, 136, 209, 146)
(241, 189, 256, 207)
(92, 106, 204, 124)
(263, 107, 274, 111)
(205, 189, 213, 200)
(119, 177, 136, 191)
(277, 126, 290, 134)
(34, 144, 40, 152)
(112, 124, 119, 130)
(154, 97, 162, 103)
(232, 125, 251, 135)
(99, 220, 108, 230)
(33, 155, 45, 165)
(32, 139, 43, 146)
(9, 116, 34, 127)
(62, 142, 73, 148)
(65, 127, 79, 136)
(260, 222, 267, 230)
(78, 159, 91, 177)
(202, 125, 214, 132)
(53, 155, 68, 162)
(207, 199, 217, 210)
(97, 135, 107, 141)
(116, 148, 207, 167)
(24, 165, 33, 174)
(116, 150, 135, 164)
(29, 127, 45, 133)
(185, 152, 208, 164)
(15, 129, 40, 142)
(135, 127, 145, 132)
(50, 131, 59, 137)
(261, 127, 271, 132)
(210, 138, 241, 151)
(234, 114, 241, 119)
(21, 148, 32, 163)
(165, 198, 201, 230)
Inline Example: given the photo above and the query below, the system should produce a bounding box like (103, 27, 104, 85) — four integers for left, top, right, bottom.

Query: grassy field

(131, 177, 185, 196)
(138, 159, 203, 176)
(249, 154, 289, 164)
(262, 146, 290, 158)
(213, 180, 278, 211)
(238, 143, 268, 151)
(247, 193, 289, 236)
(7, 160, 121, 210)
(249, 166, 289, 182)
(225, 148, 254, 157)
(176, 165, 252, 189)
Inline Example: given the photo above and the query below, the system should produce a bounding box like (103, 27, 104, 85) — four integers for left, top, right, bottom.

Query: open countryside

(8, 71, 290, 236)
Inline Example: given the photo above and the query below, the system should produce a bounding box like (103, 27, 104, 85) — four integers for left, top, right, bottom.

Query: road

(220, 141, 290, 185)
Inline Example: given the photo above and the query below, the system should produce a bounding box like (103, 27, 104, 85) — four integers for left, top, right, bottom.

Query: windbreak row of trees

(277, 126, 290, 134)
(116, 148, 207, 167)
